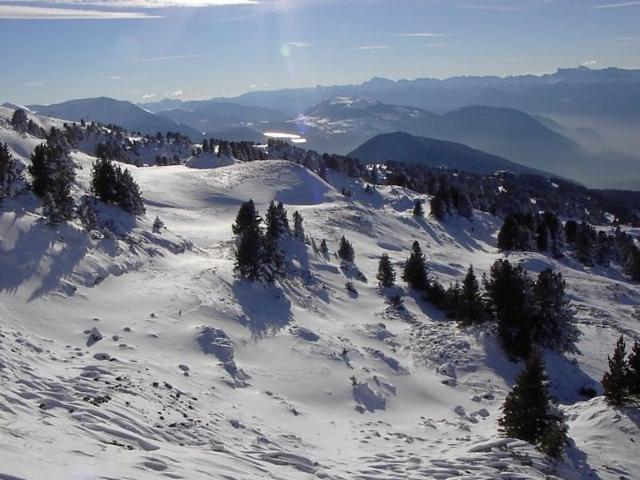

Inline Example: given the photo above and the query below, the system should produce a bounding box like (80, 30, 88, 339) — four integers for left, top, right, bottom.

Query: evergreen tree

(232, 200, 260, 237)
(532, 269, 573, 349)
(293, 211, 305, 241)
(338, 236, 355, 262)
(90, 158, 145, 215)
(430, 195, 446, 221)
(485, 259, 534, 359)
(627, 340, 640, 397)
(29, 143, 75, 224)
(0, 142, 22, 200)
(457, 265, 484, 325)
(11, 108, 28, 133)
(376, 254, 395, 288)
(320, 239, 329, 256)
(499, 351, 566, 456)
(412, 199, 424, 218)
(602, 335, 628, 405)
(235, 225, 263, 280)
(403, 241, 428, 290)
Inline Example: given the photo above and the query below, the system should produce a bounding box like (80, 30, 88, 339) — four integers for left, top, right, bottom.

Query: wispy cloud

(166, 90, 184, 97)
(355, 45, 389, 51)
(285, 41, 313, 48)
(1, 0, 257, 8)
(581, 59, 597, 66)
(106, 75, 124, 80)
(422, 42, 446, 48)
(141, 93, 156, 100)
(393, 32, 447, 38)
(0, 4, 159, 19)
(591, 1, 640, 8)
(135, 53, 206, 63)
(22, 80, 44, 87)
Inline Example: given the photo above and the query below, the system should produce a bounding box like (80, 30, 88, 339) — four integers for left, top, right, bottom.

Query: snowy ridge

(1, 114, 639, 479)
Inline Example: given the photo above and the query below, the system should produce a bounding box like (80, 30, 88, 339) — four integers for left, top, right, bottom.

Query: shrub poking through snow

(412, 199, 424, 218)
(293, 210, 305, 241)
(499, 350, 567, 457)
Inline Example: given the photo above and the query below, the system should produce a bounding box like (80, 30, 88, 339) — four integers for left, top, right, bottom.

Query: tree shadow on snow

(0, 219, 89, 300)
(562, 440, 602, 480)
(231, 280, 293, 339)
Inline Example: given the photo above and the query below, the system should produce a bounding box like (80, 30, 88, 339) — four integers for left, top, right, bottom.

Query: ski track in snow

(0, 111, 639, 479)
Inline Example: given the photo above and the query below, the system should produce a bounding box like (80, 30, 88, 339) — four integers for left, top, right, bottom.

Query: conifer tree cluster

(429, 186, 473, 221)
(29, 141, 76, 224)
(484, 260, 574, 358)
(91, 157, 146, 215)
(601, 335, 640, 405)
(499, 351, 567, 457)
(233, 200, 290, 282)
(0, 142, 23, 201)
(498, 211, 562, 255)
(338, 236, 355, 263)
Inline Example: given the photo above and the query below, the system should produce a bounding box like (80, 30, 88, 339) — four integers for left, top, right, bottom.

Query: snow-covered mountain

(1, 107, 640, 480)
(29, 97, 203, 139)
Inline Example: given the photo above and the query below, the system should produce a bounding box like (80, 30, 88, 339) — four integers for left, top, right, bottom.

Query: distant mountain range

(348, 132, 547, 176)
(28, 97, 203, 139)
(141, 99, 288, 134)
(210, 66, 640, 121)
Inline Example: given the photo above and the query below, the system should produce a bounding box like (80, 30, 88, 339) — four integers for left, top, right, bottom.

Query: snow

(0, 115, 639, 479)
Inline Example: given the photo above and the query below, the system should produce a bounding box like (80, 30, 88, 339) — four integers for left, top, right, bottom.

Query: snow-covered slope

(1, 117, 639, 480)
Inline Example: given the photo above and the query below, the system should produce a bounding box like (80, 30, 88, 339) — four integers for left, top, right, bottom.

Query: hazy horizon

(2, 0, 639, 105)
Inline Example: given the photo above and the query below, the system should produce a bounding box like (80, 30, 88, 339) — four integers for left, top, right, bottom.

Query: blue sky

(1, 0, 639, 105)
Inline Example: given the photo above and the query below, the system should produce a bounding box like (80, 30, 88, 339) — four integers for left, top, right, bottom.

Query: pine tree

(602, 335, 628, 405)
(232, 200, 260, 237)
(457, 265, 484, 325)
(376, 253, 395, 288)
(235, 225, 263, 280)
(485, 259, 534, 359)
(293, 211, 305, 241)
(11, 108, 28, 133)
(29, 143, 75, 224)
(412, 199, 424, 218)
(532, 269, 573, 349)
(320, 239, 329, 256)
(0, 142, 22, 200)
(627, 340, 640, 397)
(403, 241, 428, 290)
(499, 350, 566, 456)
(430, 195, 446, 221)
(91, 158, 145, 215)
(338, 236, 355, 262)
